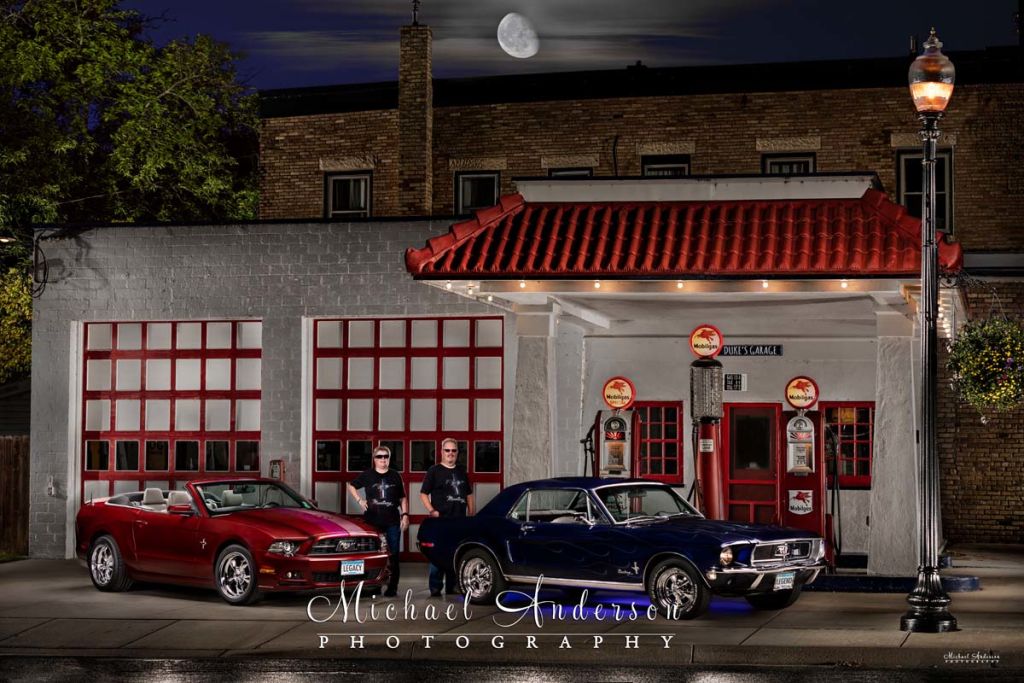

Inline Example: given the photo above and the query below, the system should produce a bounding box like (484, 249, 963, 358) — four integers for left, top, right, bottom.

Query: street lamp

(900, 28, 957, 634)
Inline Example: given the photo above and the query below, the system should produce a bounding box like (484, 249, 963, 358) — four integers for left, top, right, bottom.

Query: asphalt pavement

(0, 544, 1020, 674)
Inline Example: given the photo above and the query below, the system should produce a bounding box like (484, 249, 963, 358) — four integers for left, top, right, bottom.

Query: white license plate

(774, 571, 795, 591)
(340, 559, 365, 576)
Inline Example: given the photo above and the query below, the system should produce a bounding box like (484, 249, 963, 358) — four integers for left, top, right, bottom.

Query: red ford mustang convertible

(75, 478, 389, 605)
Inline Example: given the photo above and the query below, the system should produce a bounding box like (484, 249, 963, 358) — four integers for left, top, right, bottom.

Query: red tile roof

(405, 189, 962, 279)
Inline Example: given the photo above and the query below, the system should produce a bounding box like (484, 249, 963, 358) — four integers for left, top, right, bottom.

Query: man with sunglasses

(419, 437, 475, 596)
(347, 445, 408, 597)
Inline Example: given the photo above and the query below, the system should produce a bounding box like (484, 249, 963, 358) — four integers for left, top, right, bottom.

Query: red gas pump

(689, 325, 725, 520)
(778, 377, 831, 566)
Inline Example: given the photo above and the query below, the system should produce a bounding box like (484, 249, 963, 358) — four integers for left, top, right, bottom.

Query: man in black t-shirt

(347, 445, 408, 597)
(419, 437, 474, 596)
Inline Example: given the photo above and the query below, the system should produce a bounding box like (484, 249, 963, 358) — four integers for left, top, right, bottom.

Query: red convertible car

(75, 478, 390, 605)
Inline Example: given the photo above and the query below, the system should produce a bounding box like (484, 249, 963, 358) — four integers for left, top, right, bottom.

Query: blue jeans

(429, 562, 457, 594)
(381, 524, 401, 594)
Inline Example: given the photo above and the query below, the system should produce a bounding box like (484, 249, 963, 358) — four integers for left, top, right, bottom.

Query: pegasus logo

(774, 544, 791, 559)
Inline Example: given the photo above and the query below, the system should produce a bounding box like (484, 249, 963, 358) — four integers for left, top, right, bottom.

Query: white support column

(508, 307, 556, 483)
(868, 310, 921, 575)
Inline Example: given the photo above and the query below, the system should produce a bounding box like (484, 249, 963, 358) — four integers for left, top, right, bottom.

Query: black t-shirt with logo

(351, 469, 406, 529)
(420, 464, 473, 517)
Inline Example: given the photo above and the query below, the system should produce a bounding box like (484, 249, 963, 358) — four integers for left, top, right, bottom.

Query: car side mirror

(168, 504, 194, 516)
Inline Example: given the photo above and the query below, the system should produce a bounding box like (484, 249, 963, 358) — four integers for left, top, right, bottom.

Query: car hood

(223, 508, 377, 538)
(636, 517, 819, 544)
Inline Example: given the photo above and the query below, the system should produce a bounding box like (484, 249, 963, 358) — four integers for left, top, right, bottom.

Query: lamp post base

(900, 566, 958, 633)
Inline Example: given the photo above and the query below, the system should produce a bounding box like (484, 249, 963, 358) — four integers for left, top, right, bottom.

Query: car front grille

(752, 539, 816, 564)
(312, 568, 381, 583)
(309, 535, 381, 555)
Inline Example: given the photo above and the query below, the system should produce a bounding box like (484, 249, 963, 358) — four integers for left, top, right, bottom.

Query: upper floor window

(548, 167, 593, 178)
(325, 172, 371, 219)
(897, 149, 953, 233)
(455, 171, 499, 215)
(762, 153, 816, 175)
(641, 154, 690, 177)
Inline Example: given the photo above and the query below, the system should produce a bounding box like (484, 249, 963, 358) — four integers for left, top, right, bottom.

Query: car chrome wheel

(460, 556, 492, 599)
(90, 543, 114, 585)
(654, 566, 696, 611)
(218, 551, 252, 600)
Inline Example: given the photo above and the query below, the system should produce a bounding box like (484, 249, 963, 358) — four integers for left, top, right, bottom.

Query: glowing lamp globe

(908, 29, 955, 113)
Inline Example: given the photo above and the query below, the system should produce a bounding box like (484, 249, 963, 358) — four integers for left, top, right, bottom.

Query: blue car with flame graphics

(417, 478, 825, 619)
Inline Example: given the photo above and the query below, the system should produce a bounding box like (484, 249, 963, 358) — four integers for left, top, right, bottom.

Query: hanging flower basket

(947, 318, 1024, 412)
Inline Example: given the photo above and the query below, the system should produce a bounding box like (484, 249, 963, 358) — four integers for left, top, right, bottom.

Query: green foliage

(0, 0, 258, 381)
(947, 318, 1024, 412)
(0, 265, 31, 383)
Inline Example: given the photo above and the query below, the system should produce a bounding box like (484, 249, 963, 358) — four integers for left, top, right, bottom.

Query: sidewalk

(0, 544, 1021, 670)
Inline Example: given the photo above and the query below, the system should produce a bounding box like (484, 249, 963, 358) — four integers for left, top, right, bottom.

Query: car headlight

(268, 540, 300, 557)
(379, 533, 388, 553)
(719, 547, 734, 566)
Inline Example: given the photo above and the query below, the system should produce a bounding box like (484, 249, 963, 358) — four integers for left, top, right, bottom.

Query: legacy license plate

(774, 571, 795, 591)
(340, 559, 365, 576)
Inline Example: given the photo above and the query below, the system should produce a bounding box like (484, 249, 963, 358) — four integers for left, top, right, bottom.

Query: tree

(0, 0, 258, 381)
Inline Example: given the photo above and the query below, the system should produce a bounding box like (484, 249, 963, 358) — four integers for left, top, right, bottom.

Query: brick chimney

(398, 21, 433, 215)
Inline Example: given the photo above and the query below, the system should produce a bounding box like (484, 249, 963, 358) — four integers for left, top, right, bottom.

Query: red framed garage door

(311, 316, 505, 559)
(81, 320, 262, 502)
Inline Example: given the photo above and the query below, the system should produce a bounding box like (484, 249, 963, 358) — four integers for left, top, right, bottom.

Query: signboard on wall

(689, 324, 723, 358)
(601, 376, 636, 410)
(785, 376, 820, 410)
(720, 345, 783, 357)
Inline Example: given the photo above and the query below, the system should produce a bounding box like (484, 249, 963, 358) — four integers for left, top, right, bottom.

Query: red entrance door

(722, 403, 780, 525)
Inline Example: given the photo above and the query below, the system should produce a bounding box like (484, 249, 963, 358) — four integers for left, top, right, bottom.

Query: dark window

(175, 441, 199, 471)
(410, 440, 435, 471)
(897, 150, 952, 233)
(236, 441, 260, 472)
(205, 441, 230, 471)
(455, 172, 499, 214)
(474, 441, 501, 473)
(325, 172, 371, 218)
(548, 167, 592, 177)
(762, 153, 816, 175)
(347, 440, 373, 472)
(641, 154, 690, 177)
(86, 441, 109, 470)
(822, 403, 874, 488)
(145, 441, 169, 471)
(316, 440, 341, 471)
(115, 441, 139, 471)
(380, 440, 404, 472)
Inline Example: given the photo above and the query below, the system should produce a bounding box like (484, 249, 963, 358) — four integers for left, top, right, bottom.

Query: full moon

(497, 13, 539, 59)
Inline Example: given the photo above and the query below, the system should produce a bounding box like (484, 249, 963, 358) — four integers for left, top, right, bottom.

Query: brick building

(28, 19, 1022, 568)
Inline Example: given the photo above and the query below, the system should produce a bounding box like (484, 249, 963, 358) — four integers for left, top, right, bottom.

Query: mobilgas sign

(720, 345, 783, 357)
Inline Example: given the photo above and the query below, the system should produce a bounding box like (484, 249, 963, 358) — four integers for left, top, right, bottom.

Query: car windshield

(194, 481, 313, 515)
(596, 484, 700, 523)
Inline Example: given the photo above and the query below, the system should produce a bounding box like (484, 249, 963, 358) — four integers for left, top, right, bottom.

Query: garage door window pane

(147, 323, 172, 350)
(317, 441, 341, 471)
(347, 399, 372, 430)
(411, 357, 436, 389)
(146, 359, 171, 390)
(475, 399, 501, 431)
(205, 400, 231, 431)
(176, 359, 201, 390)
(176, 323, 202, 349)
(86, 360, 111, 391)
(236, 400, 260, 431)
(85, 441, 109, 470)
(318, 321, 343, 348)
(316, 399, 342, 431)
(410, 441, 435, 471)
(117, 323, 142, 350)
(443, 319, 470, 347)
(442, 399, 468, 431)
(175, 400, 200, 431)
(348, 320, 374, 347)
(88, 324, 112, 350)
(85, 400, 110, 431)
(237, 322, 262, 349)
(411, 320, 436, 347)
(175, 441, 199, 470)
(475, 441, 501, 473)
(348, 440, 372, 472)
(115, 400, 140, 431)
(236, 441, 260, 471)
(205, 441, 230, 471)
(378, 399, 404, 430)
(410, 399, 436, 431)
(236, 358, 261, 391)
(347, 358, 374, 389)
(475, 357, 501, 389)
(206, 359, 231, 390)
(116, 360, 141, 391)
(145, 400, 170, 431)
(207, 322, 232, 349)
(317, 358, 342, 389)
(380, 320, 405, 347)
(145, 441, 169, 471)
(476, 319, 502, 347)
(379, 357, 405, 389)
(443, 357, 469, 389)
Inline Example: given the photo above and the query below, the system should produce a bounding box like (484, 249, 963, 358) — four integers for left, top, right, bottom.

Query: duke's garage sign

(602, 376, 636, 410)
(689, 325, 723, 358)
(785, 376, 819, 410)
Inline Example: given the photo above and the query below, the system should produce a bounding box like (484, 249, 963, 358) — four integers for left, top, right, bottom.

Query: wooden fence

(0, 436, 29, 555)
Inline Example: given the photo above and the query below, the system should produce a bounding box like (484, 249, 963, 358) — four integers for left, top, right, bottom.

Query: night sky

(122, 0, 1019, 91)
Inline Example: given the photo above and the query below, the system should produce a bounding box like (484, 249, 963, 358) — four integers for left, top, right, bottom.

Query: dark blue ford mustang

(418, 477, 825, 619)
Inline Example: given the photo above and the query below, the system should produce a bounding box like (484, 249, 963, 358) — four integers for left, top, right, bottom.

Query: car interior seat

(141, 487, 167, 511)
